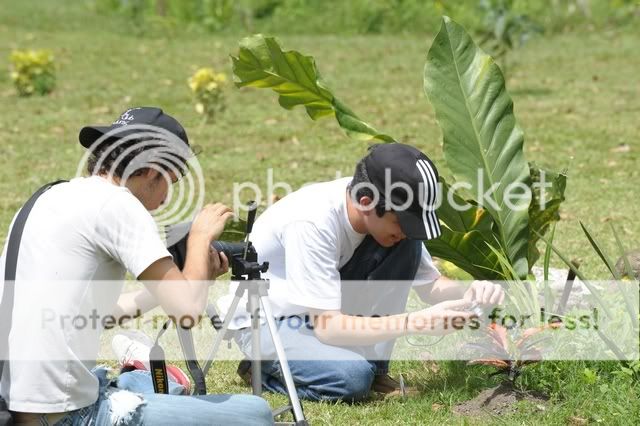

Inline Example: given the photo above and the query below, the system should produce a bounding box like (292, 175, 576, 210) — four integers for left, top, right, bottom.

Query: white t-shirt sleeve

(412, 244, 441, 287)
(94, 191, 171, 277)
(282, 221, 342, 311)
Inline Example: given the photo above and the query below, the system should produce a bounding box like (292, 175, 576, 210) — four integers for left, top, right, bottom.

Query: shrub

(188, 67, 226, 122)
(9, 49, 56, 96)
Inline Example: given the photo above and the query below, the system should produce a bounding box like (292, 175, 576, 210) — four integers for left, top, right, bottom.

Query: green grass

(1, 1, 639, 425)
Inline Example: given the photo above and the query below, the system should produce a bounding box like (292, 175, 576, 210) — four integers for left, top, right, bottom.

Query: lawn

(0, 1, 638, 425)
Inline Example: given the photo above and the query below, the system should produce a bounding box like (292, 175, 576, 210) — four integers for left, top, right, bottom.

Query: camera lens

(211, 241, 246, 258)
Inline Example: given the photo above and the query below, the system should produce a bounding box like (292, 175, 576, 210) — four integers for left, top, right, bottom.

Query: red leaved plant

(466, 323, 560, 383)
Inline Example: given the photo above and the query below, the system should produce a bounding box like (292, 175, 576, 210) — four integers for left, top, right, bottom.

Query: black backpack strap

(0, 181, 67, 382)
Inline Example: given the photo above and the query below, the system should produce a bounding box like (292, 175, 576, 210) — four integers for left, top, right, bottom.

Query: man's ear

(359, 196, 374, 216)
(143, 168, 161, 180)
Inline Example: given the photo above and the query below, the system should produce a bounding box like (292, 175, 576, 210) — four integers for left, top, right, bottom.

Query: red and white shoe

(166, 365, 192, 393)
(111, 330, 191, 394)
(111, 330, 154, 371)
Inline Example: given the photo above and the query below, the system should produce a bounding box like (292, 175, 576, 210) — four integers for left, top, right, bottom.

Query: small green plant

(9, 49, 56, 96)
(188, 67, 226, 122)
(477, 0, 542, 75)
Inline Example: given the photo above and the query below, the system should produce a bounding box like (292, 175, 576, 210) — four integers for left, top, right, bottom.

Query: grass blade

(543, 222, 556, 283)
(579, 221, 620, 280)
(609, 222, 635, 280)
(534, 230, 612, 317)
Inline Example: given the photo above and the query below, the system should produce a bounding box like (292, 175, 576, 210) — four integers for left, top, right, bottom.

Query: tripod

(200, 256, 307, 425)
(165, 202, 307, 425)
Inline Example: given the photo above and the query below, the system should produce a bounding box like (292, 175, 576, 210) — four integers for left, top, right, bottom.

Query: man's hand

(407, 299, 474, 335)
(182, 203, 234, 281)
(464, 280, 505, 306)
(189, 203, 234, 243)
(209, 249, 229, 279)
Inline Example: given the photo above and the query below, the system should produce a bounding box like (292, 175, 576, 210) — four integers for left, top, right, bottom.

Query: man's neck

(345, 191, 367, 234)
(97, 173, 140, 198)
(97, 173, 120, 185)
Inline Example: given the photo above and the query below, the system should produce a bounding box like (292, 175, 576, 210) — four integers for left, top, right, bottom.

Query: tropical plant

(188, 67, 227, 122)
(9, 49, 56, 96)
(423, 17, 566, 281)
(231, 34, 393, 142)
(230, 17, 566, 281)
(477, 0, 543, 75)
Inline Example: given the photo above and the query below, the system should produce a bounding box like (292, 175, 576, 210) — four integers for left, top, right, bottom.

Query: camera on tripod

(166, 201, 268, 280)
(211, 240, 268, 279)
(164, 202, 308, 424)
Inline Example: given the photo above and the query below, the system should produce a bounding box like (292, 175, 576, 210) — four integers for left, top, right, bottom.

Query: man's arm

(130, 204, 232, 325)
(414, 275, 465, 304)
(414, 276, 505, 306)
(309, 299, 474, 346)
(111, 287, 159, 325)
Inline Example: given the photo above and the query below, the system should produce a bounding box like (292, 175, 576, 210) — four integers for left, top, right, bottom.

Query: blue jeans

(236, 236, 422, 402)
(53, 367, 273, 426)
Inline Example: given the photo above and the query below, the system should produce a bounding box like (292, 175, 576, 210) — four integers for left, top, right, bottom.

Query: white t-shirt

(0, 176, 171, 413)
(219, 177, 440, 329)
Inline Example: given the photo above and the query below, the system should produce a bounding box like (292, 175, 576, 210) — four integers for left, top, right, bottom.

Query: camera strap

(151, 319, 208, 395)
(175, 326, 207, 395)
(149, 321, 171, 394)
(0, 180, 67, 426)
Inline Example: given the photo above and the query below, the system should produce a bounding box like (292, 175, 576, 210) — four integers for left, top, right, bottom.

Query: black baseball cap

(364, 143, 441, 240)
(79, 107, 190, 150)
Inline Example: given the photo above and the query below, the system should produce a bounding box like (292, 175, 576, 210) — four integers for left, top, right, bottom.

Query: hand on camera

(190, 203, 234, 243)
(209, 249, 229, 279)
(463, 280, 505, 306)
(407, 299, 474, 335)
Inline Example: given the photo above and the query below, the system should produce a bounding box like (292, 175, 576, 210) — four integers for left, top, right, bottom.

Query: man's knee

(240, 395, 273, 424)
(316, 361, 375, 402)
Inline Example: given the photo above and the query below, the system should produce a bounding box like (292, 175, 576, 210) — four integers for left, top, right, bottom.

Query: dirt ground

(454, 382, 548, 416)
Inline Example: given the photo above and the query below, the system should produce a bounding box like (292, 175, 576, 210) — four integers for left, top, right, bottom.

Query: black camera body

(166, 222, 268, 280)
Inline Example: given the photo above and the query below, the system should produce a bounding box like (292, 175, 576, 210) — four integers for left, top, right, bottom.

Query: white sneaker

(111, 330, 155, 370)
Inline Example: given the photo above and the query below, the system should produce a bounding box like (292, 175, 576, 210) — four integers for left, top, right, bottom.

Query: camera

(165, 202, 268, 279)
(211, 240, 246, 258)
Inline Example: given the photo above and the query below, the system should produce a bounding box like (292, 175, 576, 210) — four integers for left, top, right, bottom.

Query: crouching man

(219, 143, 504, 401)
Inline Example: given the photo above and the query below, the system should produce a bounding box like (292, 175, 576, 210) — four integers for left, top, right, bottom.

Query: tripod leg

(259, 298, 306, 424)
(202, 292, 243, 376)
(247, 289, 263, 396)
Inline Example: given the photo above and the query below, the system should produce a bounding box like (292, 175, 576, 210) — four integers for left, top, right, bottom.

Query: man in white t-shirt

(0, 107, 272, 425)
(220, 143, 504, 401)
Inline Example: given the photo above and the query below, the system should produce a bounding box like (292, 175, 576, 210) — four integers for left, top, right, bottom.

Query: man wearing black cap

(0, 107, 273, 425)
(219, 143, 504, 402)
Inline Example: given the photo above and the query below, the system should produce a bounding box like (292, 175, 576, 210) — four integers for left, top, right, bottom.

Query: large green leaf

(231, 34, 394, 142)
(426, 179, 502, 279)
(527, 163, 567, 268)
(426, 230, 500, 280)
(424, 16, 531, 278)
(435, 178, 495, 233)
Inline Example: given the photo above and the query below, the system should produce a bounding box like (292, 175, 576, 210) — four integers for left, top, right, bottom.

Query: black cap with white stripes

(364, 143, 441, 240)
